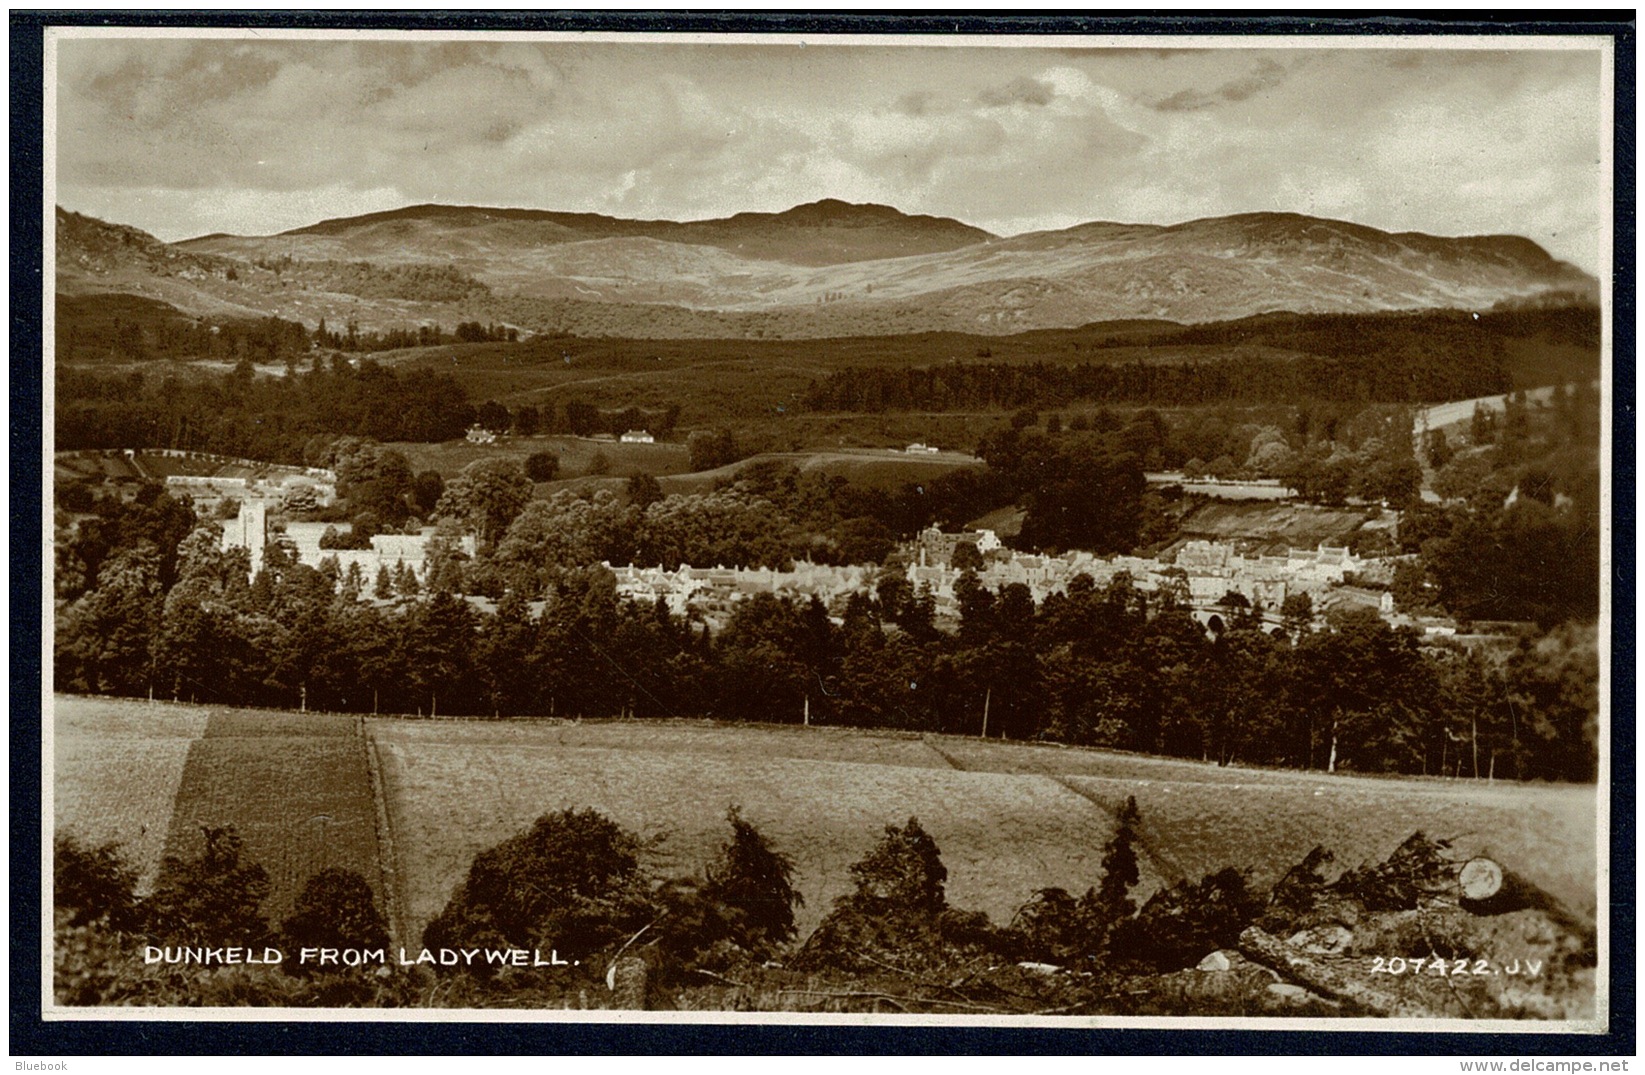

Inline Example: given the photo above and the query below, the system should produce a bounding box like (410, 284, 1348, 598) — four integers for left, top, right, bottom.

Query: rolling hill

(58, 200, 1597, 340)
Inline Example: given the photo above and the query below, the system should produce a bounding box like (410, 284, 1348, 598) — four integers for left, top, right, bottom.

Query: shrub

(797, 817, 1004, 973)
(1008, 796, 1141, 965)
(144, 825, 271, 946)
(846, 816, 945, 918)
(687, 429, 741, 472)
(421, 808, 654, 969)
(701, 806, 803, 954)
(1263, 844, 1335, 927)
(412, 470, 446, 515)
(524, 451, 560, 483)
(1109, 867, 1260, 970)
(279, 867, 391, 973)
(1092, 795, 1141, 925)
(1010, 886, 1096, 964)
(54, 834, 139, 931)
(319, 523, 373, 550)
(626, 472, 664, 510)
(1334, 831, 1455, 911)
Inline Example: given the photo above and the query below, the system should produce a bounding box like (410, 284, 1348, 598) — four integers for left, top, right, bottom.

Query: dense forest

(802, 306, 1598, 413)
(50, 291, 1603, 786)
(56, 358, 477, 462)
(245, 256, 491, 304)
(803, 347, 1510, 412)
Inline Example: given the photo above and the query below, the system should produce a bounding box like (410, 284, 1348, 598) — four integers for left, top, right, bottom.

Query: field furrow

(159, 710, 383, 925)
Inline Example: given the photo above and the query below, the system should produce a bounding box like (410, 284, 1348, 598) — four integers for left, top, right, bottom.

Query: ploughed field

(53, 697, 382, 923)
(53, 696, 1598, 949)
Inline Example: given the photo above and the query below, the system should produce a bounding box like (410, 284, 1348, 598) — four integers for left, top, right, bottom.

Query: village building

(604, 561, 878, 625)
(896, 530, 1385, 628)
(912, 525, 1002, 567)
(222, 503, 476, 583)
(619, 429, 655, 444)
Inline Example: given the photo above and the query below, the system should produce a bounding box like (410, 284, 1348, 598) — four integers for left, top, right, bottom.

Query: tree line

(802, 345, 1511, 414)
(249, 256, 490, 304)
(59, 788, 1578, 1011)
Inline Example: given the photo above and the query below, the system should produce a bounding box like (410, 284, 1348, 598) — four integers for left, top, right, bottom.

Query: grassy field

(370, 721, 1135, 942)
(387, 437, 982, 496)
(390, 435, 691, 481)
(660, 447, 982, 495)
(378, 718, 950, 770)
(159, 709, 382, 925)
(1167, 499, 1381, 555)
(52, 697, 209, 892)
(933, 735, 1598, 917)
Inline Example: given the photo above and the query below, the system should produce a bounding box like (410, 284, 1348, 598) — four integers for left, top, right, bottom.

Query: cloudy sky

(51, 32, 1609, 270)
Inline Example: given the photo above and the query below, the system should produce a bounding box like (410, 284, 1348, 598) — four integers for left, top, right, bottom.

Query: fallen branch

(855, 951, 1006, 1001)
(1238, 926, 1445, 1019)
(692, 968, 751, 988)
(777, 987, 1009, 1014)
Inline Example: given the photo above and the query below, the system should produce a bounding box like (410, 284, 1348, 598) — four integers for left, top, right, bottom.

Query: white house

(620, 430, 655, 444)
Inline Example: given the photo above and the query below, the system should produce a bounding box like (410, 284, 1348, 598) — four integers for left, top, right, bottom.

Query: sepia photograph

(36, 19, 1618, 1037)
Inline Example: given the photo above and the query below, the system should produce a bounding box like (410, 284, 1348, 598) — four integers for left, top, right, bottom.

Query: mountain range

(56, 200, 1598, 340)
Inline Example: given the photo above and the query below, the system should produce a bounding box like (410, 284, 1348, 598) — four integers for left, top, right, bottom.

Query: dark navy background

(10, 10, 1633, 1057)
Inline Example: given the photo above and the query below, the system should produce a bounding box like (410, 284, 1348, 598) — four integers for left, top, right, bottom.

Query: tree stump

(609, 955, 651, 1010)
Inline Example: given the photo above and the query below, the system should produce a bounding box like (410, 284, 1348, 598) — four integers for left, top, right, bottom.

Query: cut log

(1459, 857, 1505, 903)
(1238, 926, 1444, 1019)
(1458, 855, 1559, 917)
(1457, 855, 1594, 939)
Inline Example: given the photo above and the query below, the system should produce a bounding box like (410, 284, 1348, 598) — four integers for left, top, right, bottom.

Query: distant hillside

(191, 198, 995, 269)
(55, 208, 489, 329)
(62, 201, 1599, 340)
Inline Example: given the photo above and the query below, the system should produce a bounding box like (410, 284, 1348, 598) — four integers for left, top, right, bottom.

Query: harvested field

(160, 710, 382, 925)
(375, 718, 949, 770)
(1061, 774, 1597, 920)
(934, 733, 1597, 918)
(1166, 499, 1378, 556)
(198, 710, 359, 738)
(52, 697, 209, 891)
(370, 724, 1136, 942)
(934, 734, 1342, 785)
